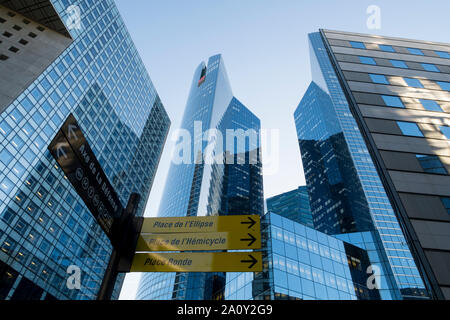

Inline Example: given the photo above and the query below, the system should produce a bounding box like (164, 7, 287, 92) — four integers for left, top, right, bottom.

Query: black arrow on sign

(241, 255, 258, 269)
(241, 217, 257, 229)
(240, 233, 257, 247)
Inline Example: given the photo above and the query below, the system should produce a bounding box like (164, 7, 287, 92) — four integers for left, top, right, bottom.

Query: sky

(115, 0, 450, 300)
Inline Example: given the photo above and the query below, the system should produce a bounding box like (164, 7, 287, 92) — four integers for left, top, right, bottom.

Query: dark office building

(0, 0, 73, 115)
(0, 0, 170, 300)
(137, 55, 264, 300)
(295, 29, 450, 300)
(266, 186, 314, 227)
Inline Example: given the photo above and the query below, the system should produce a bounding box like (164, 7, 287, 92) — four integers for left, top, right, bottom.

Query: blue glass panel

(403, 78, 424, 88)
(435, 51, 450, 59)
(437, 81, 450, 91)
(422, 63, 440, 72)
(379, 45, 395, 52)
(390, 60, 408, 68)
(397, 122, 424, 137)
(407, 48, 424, 55)
(369, 74, 389, 84)
(419, 99, 443, 112)
(382, 95, 405, 108)
(359, 57, 376, 65)
(440, 126, 450, 139)
(350, 41, 366, 49)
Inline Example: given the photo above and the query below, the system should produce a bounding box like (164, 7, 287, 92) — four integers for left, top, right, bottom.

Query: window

(397, 121, 424, 137)
(9, 47, 19, 53)
(440, 126, 450, 139)
(350, 41, 366, 49)
(422, 63, 440, 72)
(419, 99, 443, 112)
(379, 44, 395, 52)
(0, 54, 8, 61)
(441, 198, 450, 214)
(370, 74, 389, 84)
(2, 31, 12, 38)
(408, 48, 424, 55)
(435, 51, 450, 59)
(437, 81, 450, 91)
(359, 56, 376, 65)
(390, 60, 408, 68)
(382, 95, 405, 108)
(404, 78, 424, 88)
(416, 155, 447, 174)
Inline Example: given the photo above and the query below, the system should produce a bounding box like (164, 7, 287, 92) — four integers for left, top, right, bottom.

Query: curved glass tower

(137, 55, 264, 300)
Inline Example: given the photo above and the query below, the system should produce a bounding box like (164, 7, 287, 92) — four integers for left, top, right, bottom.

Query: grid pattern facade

(0, 0, 170, 300)
(293, 31, 430, 300)
(321, 29, 450, 299)
(225, 212, 382, 300)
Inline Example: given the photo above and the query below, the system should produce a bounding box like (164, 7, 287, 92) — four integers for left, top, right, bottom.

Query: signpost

(129, 252, 262, 273)
(130, 215, 263, 273)
(48, 113, 124, 243)
(48, 114, 263, 300)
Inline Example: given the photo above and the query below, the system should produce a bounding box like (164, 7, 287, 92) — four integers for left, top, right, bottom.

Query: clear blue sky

(115, 0, 450, 299)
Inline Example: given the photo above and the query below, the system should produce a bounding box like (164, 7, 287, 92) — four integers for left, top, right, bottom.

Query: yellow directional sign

(136, 231, 260, 251)
(140, 215, 260, 235)
(130, 252, 263, 273)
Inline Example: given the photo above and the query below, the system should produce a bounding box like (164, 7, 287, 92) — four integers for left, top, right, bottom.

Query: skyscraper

(0, 0, 170, 300)
(295, 29, 450, 300)
(266, 186, 314, 227)
(137, 55, 264, 300)
(0, 0, 73, 115)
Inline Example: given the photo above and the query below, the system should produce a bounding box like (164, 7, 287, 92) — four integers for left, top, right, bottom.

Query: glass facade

(266, 186, 314, 227)
(0, 0, 170, 300)
(225, 212, 382, 300)
(292, 32, 430, 300)
(137, 55, 264, 300)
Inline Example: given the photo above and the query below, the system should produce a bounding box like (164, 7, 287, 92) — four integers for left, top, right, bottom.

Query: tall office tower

(0, 0, 170, 300)
(295, 29, 450, 300)
(137, 55, 264, 300)
(266, 186, 314, 227)
(0, 0, 73, 115)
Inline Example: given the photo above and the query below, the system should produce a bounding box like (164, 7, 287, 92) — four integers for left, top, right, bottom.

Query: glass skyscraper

(266, 186, 314, 227)
(293, 30, 438, 300)
(226, 212, 383, 300)
(0, 0, 170, 300)
(137, 55, 264, 300)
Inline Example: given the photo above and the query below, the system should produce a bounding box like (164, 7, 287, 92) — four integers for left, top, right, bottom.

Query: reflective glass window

(369, 74, 389, 84)
(397, 121, 424, 137)
(419, 99, 443, 112)
(435, 51, 450, 59)
(422, 63, 440, 72)
(382, 95, 405, 108)
(390, 60, 408, 68)
(359, 57, 376, 65)
(378, 45, 395, 52)
(416, 155, 447, 174)
(403, 78, 424, 88)
(440, 126, 450, 139)
(350, 41, 366, 49)
(407, 48, 424, 55)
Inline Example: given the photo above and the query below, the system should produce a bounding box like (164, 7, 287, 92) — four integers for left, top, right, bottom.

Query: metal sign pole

(96, 193, 142, 301)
